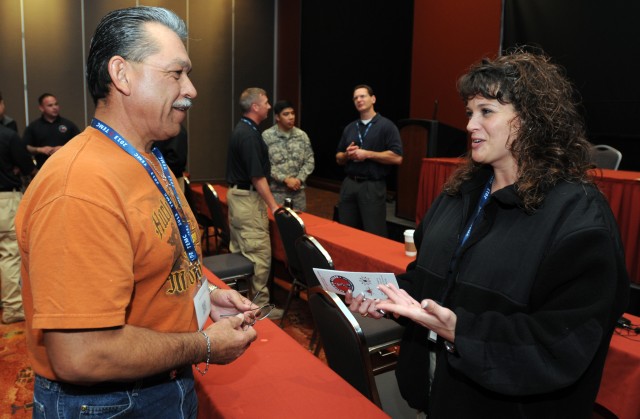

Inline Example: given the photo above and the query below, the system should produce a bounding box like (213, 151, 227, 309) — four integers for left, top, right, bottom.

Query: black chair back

(308, 286, 381, 407)
(274, 207, 306, 280)
(183, 177, 213, 254)
(202, 183, 230, 251)
(295, 235, 333, 289)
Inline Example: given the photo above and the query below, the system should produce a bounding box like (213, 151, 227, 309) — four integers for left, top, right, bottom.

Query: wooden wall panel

(0, 0, 26, 134)
(188, 0, 233, 181)
(23, 0, 86, 129)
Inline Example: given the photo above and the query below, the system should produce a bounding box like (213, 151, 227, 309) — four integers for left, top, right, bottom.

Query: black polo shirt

(23, 115, 80, 168)
(226, 117, 271, 186)
(336, 113, 403, 180)
(0, 125, 35, 190)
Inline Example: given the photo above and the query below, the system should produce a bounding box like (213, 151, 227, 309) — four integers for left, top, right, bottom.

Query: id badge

(194, 277, 211, 330)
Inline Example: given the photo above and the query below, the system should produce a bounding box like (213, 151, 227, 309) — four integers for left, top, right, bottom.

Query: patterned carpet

(0, 311, 33, 418)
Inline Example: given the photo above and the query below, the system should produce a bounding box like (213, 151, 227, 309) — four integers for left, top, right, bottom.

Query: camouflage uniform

(262, 125, 314, 211)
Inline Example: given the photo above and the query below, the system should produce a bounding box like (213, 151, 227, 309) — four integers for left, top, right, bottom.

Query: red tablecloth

(415, 158, 640, 284)
(595, 313, 640, 419)
(191, 183, 414, 274)
(193, 269, 389, 418)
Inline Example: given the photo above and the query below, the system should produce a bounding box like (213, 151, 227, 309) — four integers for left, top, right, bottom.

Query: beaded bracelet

(194, 330, 211, 375)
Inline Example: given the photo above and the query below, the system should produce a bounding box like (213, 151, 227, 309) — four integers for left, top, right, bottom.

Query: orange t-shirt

(15, 127, 202, 380)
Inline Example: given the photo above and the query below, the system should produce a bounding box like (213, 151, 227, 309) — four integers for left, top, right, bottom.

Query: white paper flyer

(312, 268, 398, 300)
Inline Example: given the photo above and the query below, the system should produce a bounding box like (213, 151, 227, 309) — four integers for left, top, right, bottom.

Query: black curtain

(503, 0, 640, 170)
(300, 0, 414, 183)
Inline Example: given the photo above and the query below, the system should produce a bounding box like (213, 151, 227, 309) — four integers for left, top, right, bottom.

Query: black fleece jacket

(396, 167, 629, 418)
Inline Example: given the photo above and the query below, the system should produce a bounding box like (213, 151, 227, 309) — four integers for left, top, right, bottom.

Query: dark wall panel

(0, 0, 26, 135)
(24, 0, 86, 129)
(300, 0, 413, 182)
(233, 0, 275, 124)
(503, 0, 640, 170)
(189, 0, 233, 181)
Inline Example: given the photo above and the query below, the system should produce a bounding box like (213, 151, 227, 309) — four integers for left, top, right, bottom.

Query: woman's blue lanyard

(458, 175, 494, 250)
(90, 118, 198, 263)
(356, 120, 372, 147)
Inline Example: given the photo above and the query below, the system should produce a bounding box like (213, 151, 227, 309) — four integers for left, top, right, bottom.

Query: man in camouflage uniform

(262, 100, 315, 211)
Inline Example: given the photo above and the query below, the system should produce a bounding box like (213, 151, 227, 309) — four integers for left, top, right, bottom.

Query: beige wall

(0, 0, 275, 181)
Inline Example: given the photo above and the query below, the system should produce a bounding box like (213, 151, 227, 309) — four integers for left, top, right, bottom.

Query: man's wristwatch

(207, 283, 219, 294)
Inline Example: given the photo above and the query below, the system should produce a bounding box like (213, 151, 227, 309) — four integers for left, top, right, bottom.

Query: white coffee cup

(404, 229, 417, 257)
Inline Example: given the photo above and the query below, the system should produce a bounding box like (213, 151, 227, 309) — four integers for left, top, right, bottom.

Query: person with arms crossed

(262, 100, 315, 211)
(16, 7, 257, 417)
(226, 88, 282, 316)
(23, 93, 80, 168)
(335, 84, 402, 237)
(347, 50, 629, 418)
(0, 124, 35, 324)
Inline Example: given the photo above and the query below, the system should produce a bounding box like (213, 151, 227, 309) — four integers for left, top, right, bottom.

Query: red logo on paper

(329, 275, 354, 293)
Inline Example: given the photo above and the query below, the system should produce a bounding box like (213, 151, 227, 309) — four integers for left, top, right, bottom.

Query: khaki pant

(227, 187, 271, 307)
(0, 191, 24, 314)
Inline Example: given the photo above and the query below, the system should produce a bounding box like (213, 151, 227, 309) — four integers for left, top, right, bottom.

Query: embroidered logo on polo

(58, 124, 68, 133)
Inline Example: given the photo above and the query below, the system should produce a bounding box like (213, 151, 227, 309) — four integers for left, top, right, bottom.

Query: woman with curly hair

(347, 50, 629, 418)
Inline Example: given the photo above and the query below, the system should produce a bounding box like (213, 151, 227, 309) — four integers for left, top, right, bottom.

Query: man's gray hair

(86, 6, 187, 104)
(239, 88, 267, 113)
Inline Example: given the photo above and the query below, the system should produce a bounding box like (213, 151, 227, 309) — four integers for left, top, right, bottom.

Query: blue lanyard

(90, 118, 198, 263)
(356, 120, 372, 146)
(458, 175, 494, 249)
(241, 117, 258, 132)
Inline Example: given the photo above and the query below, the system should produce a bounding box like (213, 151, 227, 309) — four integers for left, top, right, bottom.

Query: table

(190, 183, 414, 274)
(193, 269, 389, 418)
(595, 313, 640, 419)
(415, 158, 640, 284)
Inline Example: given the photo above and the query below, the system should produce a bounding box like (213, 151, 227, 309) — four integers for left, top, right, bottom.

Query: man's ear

(108, 56, 131, 96)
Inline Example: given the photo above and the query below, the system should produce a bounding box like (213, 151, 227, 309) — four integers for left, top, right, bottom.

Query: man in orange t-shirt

(15, 7, 256, 417)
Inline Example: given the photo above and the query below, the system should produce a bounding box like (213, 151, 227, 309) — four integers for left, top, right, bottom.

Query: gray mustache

(173, 98, 193, 110)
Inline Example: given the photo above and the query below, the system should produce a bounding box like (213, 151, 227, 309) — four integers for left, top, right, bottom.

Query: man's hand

(203, 316, 257, 365)
(284, 177, 301, 191)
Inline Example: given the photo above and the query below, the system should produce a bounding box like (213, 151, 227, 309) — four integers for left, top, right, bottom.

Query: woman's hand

(375, 284, 457, 342)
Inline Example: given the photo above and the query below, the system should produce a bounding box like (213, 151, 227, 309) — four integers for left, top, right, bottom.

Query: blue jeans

(32, 369, 198, 418)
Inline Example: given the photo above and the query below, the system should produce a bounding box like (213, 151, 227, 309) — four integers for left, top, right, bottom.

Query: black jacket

(396, 167, 629, 418)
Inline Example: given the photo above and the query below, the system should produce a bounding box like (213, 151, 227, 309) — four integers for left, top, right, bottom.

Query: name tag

(194, 279, 211, 330)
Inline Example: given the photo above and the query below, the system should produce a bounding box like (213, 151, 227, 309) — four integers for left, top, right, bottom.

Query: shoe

(267, 308, 284, 320)
(2, 308, 25, 324)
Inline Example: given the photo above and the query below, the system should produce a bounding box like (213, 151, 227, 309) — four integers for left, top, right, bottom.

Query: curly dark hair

(444, 49, 594, 212)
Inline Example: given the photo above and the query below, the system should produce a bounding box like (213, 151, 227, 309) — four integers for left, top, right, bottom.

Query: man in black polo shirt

(24, 93, 80, 168)
(335, 84, 403, 237)
(226, 87, 282, 317)
(0, 124, 36, 323)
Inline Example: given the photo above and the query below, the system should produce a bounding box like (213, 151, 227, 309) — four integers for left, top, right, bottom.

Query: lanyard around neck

(458, 175, 494, 249)
(241, 117, 258, 132)
(356, 120, 373, 146)
(91, 118, 198, 263)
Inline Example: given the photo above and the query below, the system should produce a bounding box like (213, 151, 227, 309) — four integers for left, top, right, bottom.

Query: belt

(229, 183, 255, 191)
(347, 175, 374, 182)
(59, 368, 188, 394)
